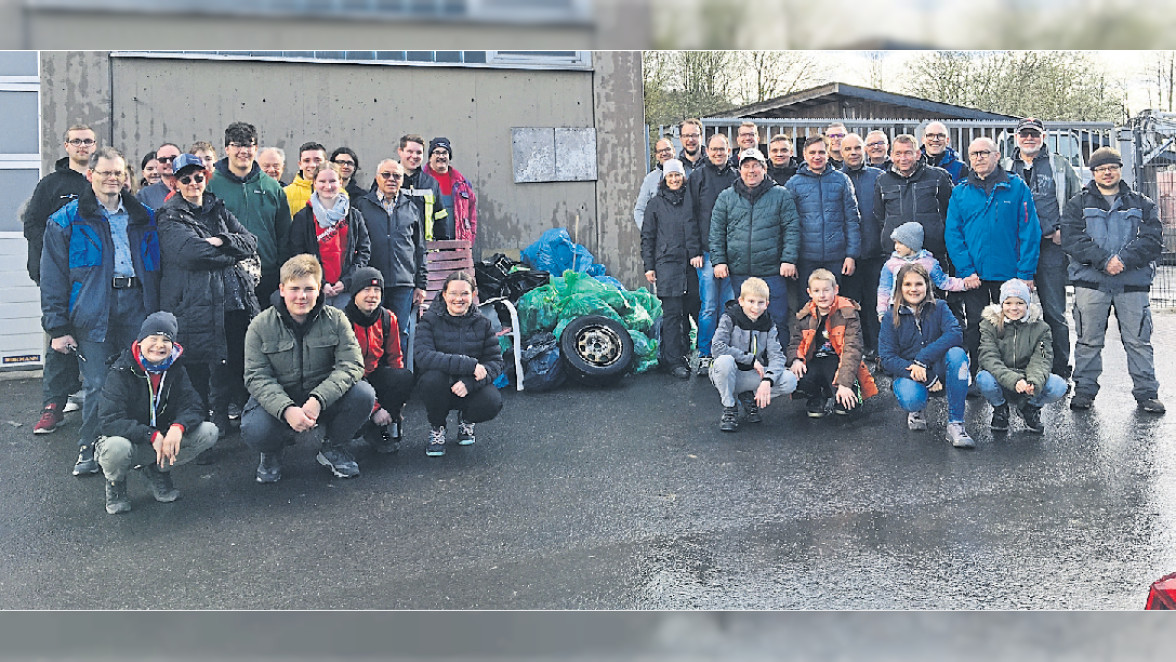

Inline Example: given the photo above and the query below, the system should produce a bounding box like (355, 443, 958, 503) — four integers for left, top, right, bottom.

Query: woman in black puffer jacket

(413, 271, 504, 458)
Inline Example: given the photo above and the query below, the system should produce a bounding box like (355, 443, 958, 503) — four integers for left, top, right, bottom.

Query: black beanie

(137, 311, 178, 342)
(428, 137, 452, 160)
(349, 266, 384, 298)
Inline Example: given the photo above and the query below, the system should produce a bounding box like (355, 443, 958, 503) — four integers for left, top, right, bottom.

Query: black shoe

(142, 463, 180, 502)
(370, 425, 401, 454)
(832, 384, 862, 416)
(457, 416, 476, 446)
(1018, 401, 1044, 433)
(1139, 398, 1166, 414)
(317, 445, 360, 478)
(227, 401, 243, 421)
(1070, 393, 1094, 410)
(105, 478, 131, 515)
(806, 396, 828, 418)
(212, 410, 229, 441)
(671, 366, 690, 380)
(738, 393, 762, 424)
(990, 402, 1010, 432)
(426, 426, 446, 457)
(719, 405, 739, 432)
(256, 451, 282, 483)
(72, 444, 100, 476)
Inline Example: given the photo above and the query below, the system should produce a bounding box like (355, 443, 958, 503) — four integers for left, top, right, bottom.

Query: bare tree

(737, 51, 822, 104)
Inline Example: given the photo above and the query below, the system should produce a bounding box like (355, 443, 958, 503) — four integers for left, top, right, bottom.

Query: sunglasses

(178, 173, 206, 185)
(157, 155, 176, 163)
(378, 172, 403, 179)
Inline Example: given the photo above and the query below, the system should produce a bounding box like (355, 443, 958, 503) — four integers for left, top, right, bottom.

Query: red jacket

(351, 307, 404, 375)
(788, 295, 879, 398)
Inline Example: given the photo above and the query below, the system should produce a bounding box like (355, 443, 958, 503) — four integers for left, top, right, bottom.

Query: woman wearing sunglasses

(157, 153, 261, 440)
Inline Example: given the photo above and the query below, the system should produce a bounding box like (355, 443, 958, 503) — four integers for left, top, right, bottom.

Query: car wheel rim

(575, 324, 622, 367)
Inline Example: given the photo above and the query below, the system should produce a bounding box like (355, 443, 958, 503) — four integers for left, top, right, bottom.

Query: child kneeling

(976, 279, 1068, 433)
(788, 269, 878, 417)
(709, 277, 797, 431)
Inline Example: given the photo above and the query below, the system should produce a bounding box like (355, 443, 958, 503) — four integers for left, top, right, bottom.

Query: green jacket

(709, 179, 799, 278)
(978, 302, 1052, 393)
(208, 159, 292, 273)
(244, 297, 364, 421)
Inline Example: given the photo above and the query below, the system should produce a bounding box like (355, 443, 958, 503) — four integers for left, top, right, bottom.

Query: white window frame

(112, 51, 593, 72)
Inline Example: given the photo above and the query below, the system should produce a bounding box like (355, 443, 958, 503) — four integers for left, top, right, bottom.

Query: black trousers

(796, 354, 842, 399)
(842, 255, 884, 353)
(365, 364, 414, 417)
(961, 280, 1004, 375)
(416, 369, 503, 428)
(658, 271, 701, 370)
(189, 310, 251, 416)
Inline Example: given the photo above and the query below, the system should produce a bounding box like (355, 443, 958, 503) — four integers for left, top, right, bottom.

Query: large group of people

(24, 122, 494, 515)
(638, 116, 1166, 448)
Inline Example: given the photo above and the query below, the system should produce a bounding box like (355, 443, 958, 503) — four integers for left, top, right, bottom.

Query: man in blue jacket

(41, 146, 160, 476)
(945, 137, 1041, 376)
(839, 132, 884, 360)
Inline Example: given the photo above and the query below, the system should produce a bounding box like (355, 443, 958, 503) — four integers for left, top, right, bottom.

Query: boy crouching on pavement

(710, 277, 797, 431)
(788, 268, 878, 417)
(95, 311, 218, 515)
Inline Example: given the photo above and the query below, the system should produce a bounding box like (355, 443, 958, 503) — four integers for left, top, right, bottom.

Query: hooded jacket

(157, 191, 260, 363)
(97, 343, 204, 445)
(878, 297, 963, 384)
(876, 249, 968, 315)
(709, 177, 800, 278)
(353, 189, 425, 290)
(922, 145, 969, 184)
(785, 163, 862, 262)
(1003, 144, 1082, 238)
(945, 167, 1042, 281)
(425, 163, 477, 244)
(874, 161, 955, 265)
(40, 188, 160, 343)
(344, 301, 404, 375)
(1061, 179, 1161, 292)
(787, 295, 879, 397)
(414, 291, 504, 394)
(287, 201, 372, 293)
(641, 181, 701, 297)
(711, 299, 786, 386)
(284, 173, 314, 216)
(208, 157, 292, 275)
(23, 156, 89, 284)
(978, 302, 1052, 394)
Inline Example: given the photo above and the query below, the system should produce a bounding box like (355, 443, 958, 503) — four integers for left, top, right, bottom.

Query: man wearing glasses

(689, 133, 739, 375)
(353, 159, 426, 352)
(864, 130, 892, 171)
(727, 121, 762, 168)
(633, 137, 677, 230)
(136, 142, 182, 210)
(677, 118, 705, 175)
(208, 121, 292, 306)
(41, 146, 160, 476)
(920, 121, 969, 185)
(945, 137, 1041, 376)
(1003, 118, 1082, 382)
(24, 124, 95, 436)
(824, 122, 848, 170)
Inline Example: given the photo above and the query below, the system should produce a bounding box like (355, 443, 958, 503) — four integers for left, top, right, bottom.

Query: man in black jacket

(688, 133, 738, 374)
(95, 312, 218, 514)
(766, 134, 798, 187)
(874, 134, 955, 268)
(399, 134, 450, 240)
(24, 124, 94, 436)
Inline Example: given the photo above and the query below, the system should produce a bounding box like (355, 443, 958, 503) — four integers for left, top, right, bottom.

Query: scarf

(310, 192, 350, 229)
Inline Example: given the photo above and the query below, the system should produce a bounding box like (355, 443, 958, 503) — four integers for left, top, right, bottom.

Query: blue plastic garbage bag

(521, 228, 605, 277)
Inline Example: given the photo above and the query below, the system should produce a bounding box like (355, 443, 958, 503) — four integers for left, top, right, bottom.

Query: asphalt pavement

(2, 313, 1175, 610)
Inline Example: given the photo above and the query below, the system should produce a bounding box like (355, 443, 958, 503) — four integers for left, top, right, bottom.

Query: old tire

(560, 315, 634, 385)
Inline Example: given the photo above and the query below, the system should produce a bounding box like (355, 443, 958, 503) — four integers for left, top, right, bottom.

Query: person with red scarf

(424, 137, 478, 244)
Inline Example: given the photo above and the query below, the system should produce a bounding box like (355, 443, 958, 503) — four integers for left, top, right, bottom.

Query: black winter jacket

(158, 192, 260, 363)
(767, 158, 798, 188)
(874, 161, 955, 266)
(287, 204, 372, 292)
(22, 156, 89, 284)
(641, 182, 702, 297)
(98, 346, 205, 446)
(353, 190, 426, 290)
(414, 292, 504, 394)
(688, 159, 738, 243)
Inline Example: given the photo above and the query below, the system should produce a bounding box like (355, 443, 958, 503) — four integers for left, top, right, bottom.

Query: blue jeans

(75, 288, 147, 449)
(975, 370, 1068, 408)
(696, 252, 734, 357)
(730, 274, 789, 348)
(240, 380, 376, 454)
(1035, 240, 1071, 375)
(1071, 287, 1158, 401)
(891, 346, 969, 423)
(383, 286, 415, 354)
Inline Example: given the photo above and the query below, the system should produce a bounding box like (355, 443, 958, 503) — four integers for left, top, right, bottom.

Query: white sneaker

(63, 390, 84, 413)
(946, 422, 975, 449)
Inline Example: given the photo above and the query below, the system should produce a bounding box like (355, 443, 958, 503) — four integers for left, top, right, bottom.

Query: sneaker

(33, 403, 65, 435)
(806, 395, 829, 418)
(833, 385, 861, 415)
(990, 402, 1010, 432)
(142, 463, 180, 502)
(695, 356, 712, 377)
(226, 401, 242, 421)
(64, 390, 84, 413)
(1139, 398, 1166, 414)
(255, 451, 282, 483)
(738, 392, 762, 424)
(72, 444, 100, 476)
(946, 422, 975, 449)
(907, 410, 928, 431)
(671, 366, 690, 380)
(316, 445, 360, 478)
(426, 426, 447, 456)
(370, 425, 401, 454)
(1070, 393, 1094, 410)
(1018, 402, 1044, 433)
(457, 417, 476, 446)
(719, 405, 739, 432)
(104, 478, 131, 515)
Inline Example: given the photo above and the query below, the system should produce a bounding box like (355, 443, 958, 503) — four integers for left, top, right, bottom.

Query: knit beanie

(428, 137, 452, 160)
(137, 311, 178, 342)
(1088, 147, 1122, 171)
(349, 266, 385, 299)
(662, 159, 685, 176)
(999, 278, 1031, 306)
(890, 221, 924, 253)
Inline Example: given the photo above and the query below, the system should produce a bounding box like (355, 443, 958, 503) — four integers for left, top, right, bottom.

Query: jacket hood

(724, 299, 774, 332)
(796, 295, 860, 320)
(54, 156, 80, 175)
(795, 163, 837, 179)
(980, 301, 1043, 328)
(213, 156, 260, 184)
(275, 290, 327, 328)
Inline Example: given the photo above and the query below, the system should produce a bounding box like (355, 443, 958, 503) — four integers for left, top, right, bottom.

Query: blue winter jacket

(785, 164, 862, 262)
(944, 168, 1041, 281)
(841, 162, 883, 258)
(878, 298, 963, 383)
(1061, 180, 1162, 292)
(41, 188, 160, 342)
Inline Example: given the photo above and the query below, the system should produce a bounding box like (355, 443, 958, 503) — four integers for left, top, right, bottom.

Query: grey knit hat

(137, 311, 178, 343)
(1000, 278, 1031, 306)
(349, 266, 384, 298)
(890, 221, 924, 253)
(662, 159, 685, 176)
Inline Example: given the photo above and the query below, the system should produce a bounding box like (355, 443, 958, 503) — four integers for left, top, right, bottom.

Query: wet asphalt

(1, 314, 1174, 610)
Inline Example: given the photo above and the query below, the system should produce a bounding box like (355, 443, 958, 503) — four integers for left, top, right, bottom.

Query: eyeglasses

(67, 138, 96, 146)
(655, 147, 674, 154)
(177, 173, 206, 185)
(825, 133, 845, 139)
(925, 132, 947, 140)
(968, 150, 993, 159)
(227, 142, 256, 150)
(156, 155, 176, 163)
(378, 171, 403, 180)
(1018, 130, 1042, 138)
(866, 141, 887, 148)
(680, 132, 701, 139)
(333, 159, 356, 167)
(430, 150, 449, 157)
(1092, 164, 1121, 173)
(738, 132, 757, 138)
(91, 170, 125, 179)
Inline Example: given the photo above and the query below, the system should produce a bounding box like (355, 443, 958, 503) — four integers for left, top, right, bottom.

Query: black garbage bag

(476, 253, 550, 303)
(520, 332, 566, 392)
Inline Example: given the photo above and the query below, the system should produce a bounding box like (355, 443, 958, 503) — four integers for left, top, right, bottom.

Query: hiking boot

(806, 395, 829, 418)
(64, 389, 84, 413)
(255, 451, 282, 483)
(719, 405, 739, 432)
(72, 444, 100, 476)
(142, 463, 180, 502)
(104, 478, 131, 515)
(33, 403, 65, 435)
(1139, 398, 1167, 414)
(990, 402, 1010, 432)
(1070, 393, 1094, 410)
(946, 422, 975, 449)
(457, 417, 476, 446)
(738, 392, 762, 424)
(671, 365, 690, 380)
(695, 356, 712, 377)
(316, 445, 360, 478)
(907, 410, 928, 431)
(1018, 402, 1044, 433)
(426, 426, 446, 457)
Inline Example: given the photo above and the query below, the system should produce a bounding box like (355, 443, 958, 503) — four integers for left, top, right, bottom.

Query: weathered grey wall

(37, 52, 112, 173)
(591, 50, 645, 286)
